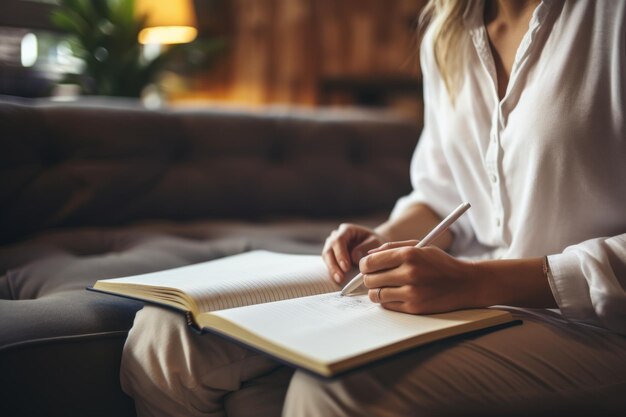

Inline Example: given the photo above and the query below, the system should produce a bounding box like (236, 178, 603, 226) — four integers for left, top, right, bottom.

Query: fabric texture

(122, 306, 294, 417)
(121, 1, 626, 416)
(392, 0, 626, 333)
(122, 307, 626, 417)
(283, 308, 626, 417)
(0, 96, 416, 417)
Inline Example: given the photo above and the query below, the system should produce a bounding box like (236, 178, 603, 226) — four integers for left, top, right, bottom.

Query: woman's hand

(361, 240, 484, 314)
(322, 224, 389, 284)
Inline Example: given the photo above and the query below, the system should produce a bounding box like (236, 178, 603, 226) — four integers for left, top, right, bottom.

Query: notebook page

(209, 293, 511, 363)
(98, 251, 339, 312)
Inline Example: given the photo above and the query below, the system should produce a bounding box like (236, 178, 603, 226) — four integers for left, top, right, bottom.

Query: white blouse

(392, 0, 626, 334)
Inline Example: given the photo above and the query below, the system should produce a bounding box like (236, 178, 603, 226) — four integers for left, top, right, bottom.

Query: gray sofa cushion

(0, 97, 416, 417)
(0, 219, 348, 417)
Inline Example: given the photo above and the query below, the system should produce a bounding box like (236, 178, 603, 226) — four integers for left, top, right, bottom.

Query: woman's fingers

(360, 246, 419, 275)
(366, 288, 424, 315)
(329, 225, 382, 270)
(378, 301, 423, 315)
(358, 245, 475, 315)
(368, 240, 419, 254)
(351, 235, 384, 264)
(367, 287, 426, 315)
(322, 235, 344, 283)
(332, 233, 353, 273)
(322, 225, 375, 283)
(361, 262, 417, 290)
(321, 224, 392, 285)
(367, 286, 412, 304)
(332, 224, 367, 272)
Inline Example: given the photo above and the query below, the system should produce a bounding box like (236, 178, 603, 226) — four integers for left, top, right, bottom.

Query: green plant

(51, 0, 223, 97)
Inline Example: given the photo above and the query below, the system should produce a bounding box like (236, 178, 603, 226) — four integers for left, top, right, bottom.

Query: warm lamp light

(136, 0, 198, 45)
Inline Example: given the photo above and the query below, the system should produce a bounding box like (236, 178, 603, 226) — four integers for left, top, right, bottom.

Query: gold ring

(376, 287, 383, 303)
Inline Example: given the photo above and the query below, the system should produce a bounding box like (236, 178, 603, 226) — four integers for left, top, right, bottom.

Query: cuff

(546, 252, 599, 326)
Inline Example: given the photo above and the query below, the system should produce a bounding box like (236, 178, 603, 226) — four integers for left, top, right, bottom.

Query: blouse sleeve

(390, 34, 475, 255)
(547, 234, 626, 335)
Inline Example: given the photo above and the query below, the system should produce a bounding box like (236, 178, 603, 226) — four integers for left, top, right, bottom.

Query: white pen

(340, 202, 471, 296)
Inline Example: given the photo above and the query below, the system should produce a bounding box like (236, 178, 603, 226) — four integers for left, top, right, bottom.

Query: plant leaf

(50, 9, 87, 37)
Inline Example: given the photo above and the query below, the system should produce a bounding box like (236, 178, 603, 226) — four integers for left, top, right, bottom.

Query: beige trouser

(121, 306, 626, 417)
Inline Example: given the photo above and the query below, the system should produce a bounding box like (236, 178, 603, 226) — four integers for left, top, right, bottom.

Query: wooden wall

(185, 0, 426, 108)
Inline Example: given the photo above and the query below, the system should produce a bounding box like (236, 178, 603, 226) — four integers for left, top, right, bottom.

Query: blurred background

(0, 0, 426, 117)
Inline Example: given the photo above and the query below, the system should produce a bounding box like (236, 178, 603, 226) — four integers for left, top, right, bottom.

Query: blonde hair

(420, 0, 474, 103)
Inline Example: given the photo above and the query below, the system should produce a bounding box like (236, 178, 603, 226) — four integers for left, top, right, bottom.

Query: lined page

(207, 293, 512, 364)
(97, 251, 339, 312)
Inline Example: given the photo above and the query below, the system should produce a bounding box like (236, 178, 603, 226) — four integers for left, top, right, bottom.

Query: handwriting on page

(329, 294, 377, 311)
(294, 293, 377, 320)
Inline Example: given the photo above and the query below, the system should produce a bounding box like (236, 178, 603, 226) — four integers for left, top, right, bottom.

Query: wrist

(468, 257, 556, 308)
(465, 259, 494, 308)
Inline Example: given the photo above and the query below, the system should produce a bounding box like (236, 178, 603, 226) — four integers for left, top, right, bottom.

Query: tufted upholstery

(1, 98, 417, 244)
(0, 97, 419, 417)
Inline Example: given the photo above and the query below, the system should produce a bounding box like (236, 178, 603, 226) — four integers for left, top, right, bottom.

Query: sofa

(0, 96, 418, 417)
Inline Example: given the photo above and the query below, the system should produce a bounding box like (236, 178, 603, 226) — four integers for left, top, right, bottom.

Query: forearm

(375, 203, 454, 251)
(471, 257, 557, 309)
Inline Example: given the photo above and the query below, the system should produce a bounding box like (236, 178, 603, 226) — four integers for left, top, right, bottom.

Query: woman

(121, 1, 626, 416)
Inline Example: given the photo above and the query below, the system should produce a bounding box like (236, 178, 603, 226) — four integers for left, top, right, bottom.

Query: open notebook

(90, 250, 516, 377)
